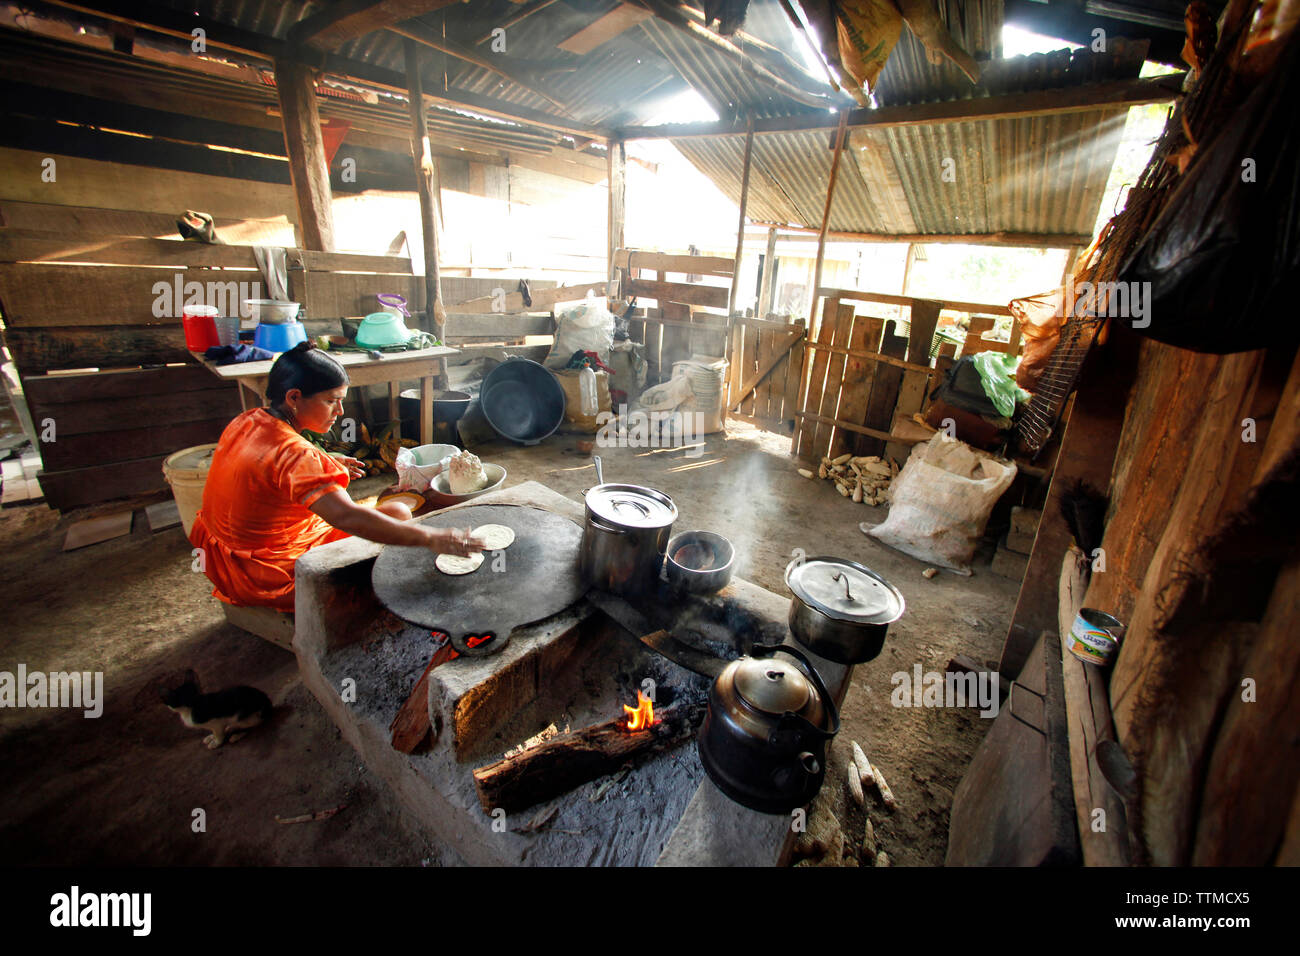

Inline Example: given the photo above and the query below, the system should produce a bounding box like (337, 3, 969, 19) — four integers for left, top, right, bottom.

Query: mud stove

(294, 481, 850, 866)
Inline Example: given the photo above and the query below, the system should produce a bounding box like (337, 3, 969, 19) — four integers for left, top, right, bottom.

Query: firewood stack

(797, 453, 899, 506)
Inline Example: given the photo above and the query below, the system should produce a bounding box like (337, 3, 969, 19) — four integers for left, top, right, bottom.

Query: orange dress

(189, 408, 350, 612)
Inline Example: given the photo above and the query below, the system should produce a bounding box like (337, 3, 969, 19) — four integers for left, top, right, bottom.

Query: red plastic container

(182, 306, 220, 350)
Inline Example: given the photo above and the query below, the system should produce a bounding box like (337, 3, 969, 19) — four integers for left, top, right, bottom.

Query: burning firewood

(389, 634, 458, 754)
(473, 700, 705, 815)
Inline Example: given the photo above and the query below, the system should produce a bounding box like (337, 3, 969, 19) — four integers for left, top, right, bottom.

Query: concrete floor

(0, 415, 1021, 866)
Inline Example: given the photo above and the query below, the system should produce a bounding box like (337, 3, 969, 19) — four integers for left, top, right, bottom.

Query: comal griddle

(371, 504, 588, 656)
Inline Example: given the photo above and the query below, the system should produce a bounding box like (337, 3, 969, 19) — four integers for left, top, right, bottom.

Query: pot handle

(752, 642, 841, 739)
(593, 455, 604, 485)
(587, 514, 630, 536)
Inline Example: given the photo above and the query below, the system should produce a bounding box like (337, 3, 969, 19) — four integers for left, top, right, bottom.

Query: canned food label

(1068, 625, 1116, 663)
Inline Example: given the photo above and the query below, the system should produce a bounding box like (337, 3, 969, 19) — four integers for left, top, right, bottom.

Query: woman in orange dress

(190, 341, 482, 612)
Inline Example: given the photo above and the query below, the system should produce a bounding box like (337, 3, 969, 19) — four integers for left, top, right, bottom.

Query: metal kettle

(698, 643, 840, 814)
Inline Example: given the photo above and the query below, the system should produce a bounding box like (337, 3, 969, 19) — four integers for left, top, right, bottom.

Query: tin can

(1066, 608, 1126, 666)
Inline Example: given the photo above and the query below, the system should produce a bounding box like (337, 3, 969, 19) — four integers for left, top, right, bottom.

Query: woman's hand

(340, 456, 367, 480)
(426, 527, 487, 557)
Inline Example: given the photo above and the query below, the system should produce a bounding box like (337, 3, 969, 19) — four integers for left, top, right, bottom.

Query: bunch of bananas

(319, 421, 417, 476)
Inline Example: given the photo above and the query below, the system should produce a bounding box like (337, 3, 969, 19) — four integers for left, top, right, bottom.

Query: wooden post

(808, 113, 849, 329)
(607, 137, 626, 296)
(274, 59, 335, 252)
(757, 226, 778, 319)
(727, 123, 755, 317)
(900, 242, 917, 295)
(404, 38, 446, 335)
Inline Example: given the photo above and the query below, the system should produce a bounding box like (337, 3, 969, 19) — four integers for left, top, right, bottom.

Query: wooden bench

(221, 603, 295, 651)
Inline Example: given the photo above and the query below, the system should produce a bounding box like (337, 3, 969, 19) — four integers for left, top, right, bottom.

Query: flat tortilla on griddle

(472, 524, 515, 551)
(434, 551, 485, 575)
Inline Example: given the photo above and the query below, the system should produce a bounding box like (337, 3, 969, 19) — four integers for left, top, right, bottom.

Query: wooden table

(190, 346, 459, 444)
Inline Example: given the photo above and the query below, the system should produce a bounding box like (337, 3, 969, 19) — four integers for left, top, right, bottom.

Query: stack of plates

(673, 358, 728, 433)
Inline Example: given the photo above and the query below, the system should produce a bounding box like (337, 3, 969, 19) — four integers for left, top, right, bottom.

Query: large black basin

(481, 358, 565, 445)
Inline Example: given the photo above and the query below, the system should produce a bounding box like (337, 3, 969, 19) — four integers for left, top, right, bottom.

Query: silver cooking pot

(580, 457, 678, 598)
(785, 556, 905, 664)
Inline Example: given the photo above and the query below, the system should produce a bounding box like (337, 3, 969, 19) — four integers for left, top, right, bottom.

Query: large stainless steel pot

(580, 457, 677, 598)
(785, 557, 905, 664)
(699, 643, 840, 814)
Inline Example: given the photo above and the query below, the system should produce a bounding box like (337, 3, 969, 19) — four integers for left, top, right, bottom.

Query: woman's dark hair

(266, 341, 348, 403)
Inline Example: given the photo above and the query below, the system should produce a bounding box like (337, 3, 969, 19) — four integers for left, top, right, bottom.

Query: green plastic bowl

(355, 311, 414, 349)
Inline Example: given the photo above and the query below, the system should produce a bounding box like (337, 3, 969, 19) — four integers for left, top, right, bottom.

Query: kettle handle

(752, 642, 841, 738)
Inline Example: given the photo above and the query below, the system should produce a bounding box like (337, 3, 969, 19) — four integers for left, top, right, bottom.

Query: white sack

(866, 433, 1017, 573)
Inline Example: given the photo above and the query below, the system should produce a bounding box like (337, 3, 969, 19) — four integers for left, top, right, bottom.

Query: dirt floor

(0, 398, 1021, 866)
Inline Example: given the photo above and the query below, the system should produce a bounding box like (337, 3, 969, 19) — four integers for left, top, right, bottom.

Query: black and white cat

(161, 670, 272, 750)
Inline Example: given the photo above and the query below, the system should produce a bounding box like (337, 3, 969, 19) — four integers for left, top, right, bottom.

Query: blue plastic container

(254, 320, 307, 353)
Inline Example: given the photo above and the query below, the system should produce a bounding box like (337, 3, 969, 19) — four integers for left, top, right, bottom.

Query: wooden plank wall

(1079, 338, 1299, 866)
(0, 224, 451, 510)
(790, 287, 1022, 465)
(614, 248, 733, 389)
(727, 316, 806, 434)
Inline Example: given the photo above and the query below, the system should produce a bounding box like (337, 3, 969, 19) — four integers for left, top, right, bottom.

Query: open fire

(623, 690, 655, 731)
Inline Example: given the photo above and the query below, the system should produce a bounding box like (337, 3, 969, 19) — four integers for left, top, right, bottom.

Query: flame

(466, 633, 495, 649)
(624, 690, 655, 731)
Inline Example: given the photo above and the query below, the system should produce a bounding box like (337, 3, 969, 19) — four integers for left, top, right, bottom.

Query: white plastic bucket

(163, 443, 217, 537)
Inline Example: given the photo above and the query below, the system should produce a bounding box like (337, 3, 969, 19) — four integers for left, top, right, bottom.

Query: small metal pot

(580, 457, 677, 598)
(699, 643, 840, 814)
(785, 557, 905, 664)
(664, 530, 734, 594)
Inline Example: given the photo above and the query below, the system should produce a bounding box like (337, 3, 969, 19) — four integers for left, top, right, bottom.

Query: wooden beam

(795, 410, 921, 446)
(613, 248, 732, 277)
(617, 75, 1186, 139)
(290, 0, 463, 52)
(727, 123, 755, 317)
(558, 3, 653, 54)
(608, 138, 626, 289)
(41, 0, 605, 140)
(756, 227, 780, 318)
(274, 58, 335, 252)
(404, 38, 444, 331)
(751, 223, 1093, 249)
(809, 113, 848, 327)
(817, 285, 1013, 317)
(630, 0, 840, 109)
(624, 277, 728, 310)
(389, 22, 571, 114)
(475, 0, 557, 44)
(1058, 551, 1133, 866)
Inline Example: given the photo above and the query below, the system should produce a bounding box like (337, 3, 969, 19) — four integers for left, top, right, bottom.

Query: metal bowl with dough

(426, 463, 507, 507)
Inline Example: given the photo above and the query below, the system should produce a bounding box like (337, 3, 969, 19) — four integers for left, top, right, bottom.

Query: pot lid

(586, 484, 677, 529)
(786, 558, 905, 625)
(734, 657, 812, 714)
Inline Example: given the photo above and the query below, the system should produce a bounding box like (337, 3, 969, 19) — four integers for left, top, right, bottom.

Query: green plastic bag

(971, 351, 1030, 419)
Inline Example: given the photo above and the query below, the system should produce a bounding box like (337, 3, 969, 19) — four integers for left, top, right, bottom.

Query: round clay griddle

(371, 505, 587, 643)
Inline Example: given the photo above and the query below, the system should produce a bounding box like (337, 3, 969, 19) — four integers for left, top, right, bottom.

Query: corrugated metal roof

(175, 0, 836, 130)
(672, 3, 1152, 243)
(15, 0, 1161, 245)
